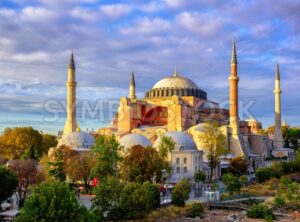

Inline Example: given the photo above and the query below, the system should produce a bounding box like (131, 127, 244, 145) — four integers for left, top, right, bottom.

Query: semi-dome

(153, 131, 197, 151)
(119, 133, 151, 151)
(58, 131, 95, 151)
(145, 71, 207, 100)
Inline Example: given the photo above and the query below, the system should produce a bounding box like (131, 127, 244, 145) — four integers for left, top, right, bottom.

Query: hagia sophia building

(57, 38, 294, 182)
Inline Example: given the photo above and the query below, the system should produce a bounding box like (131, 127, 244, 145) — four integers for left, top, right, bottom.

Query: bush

(246, 203, 275, 220)
(256, 167, 277, 183)
(273, 195, 285, 208)
(172, 179, 191, 207)
(15, 181, 89, 222)
(222, 173, 241, 195)
(187, 202, 205, 218)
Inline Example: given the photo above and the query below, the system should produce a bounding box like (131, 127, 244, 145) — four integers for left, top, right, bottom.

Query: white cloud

(10, 52, 51, 63)
(99, 3, 131, 19)
(120, 17, 171, 34)
(21, 6, 55, 21)
(70, 7, 99, 21)
(176, 11, 223, 36)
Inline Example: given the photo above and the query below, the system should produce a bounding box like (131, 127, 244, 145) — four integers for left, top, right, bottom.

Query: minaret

(273, 63, 284, 148)
(129, 72, 136, 100)
(229, 37, 239, 135)
(63, 52, 78, 134)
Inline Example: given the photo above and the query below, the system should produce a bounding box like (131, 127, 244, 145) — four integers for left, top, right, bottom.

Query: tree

(41, 134, 57, 155)
(157, 136, 175, 160)
(194, 170, 206, 197)
(0, 127, 43, 160)
(92, 176, 124, 221)
(119, 182, 160, 219)
(255, 167, 273, 183)
(0, 166, 18, 203)
(15, 181, 90, 222)
(48, 145, 76, 182)
(198, 121, 228, 182)
(228, 157, 249, 176)
(121, 145, 170, 183)
(171, 179, 191, 207)
(8, 159, 38, 207)
(67, 152, 96, 193)
(222, 173, 241, 195)
(92, 178, 160, 220)
(90, 135, 120, 179)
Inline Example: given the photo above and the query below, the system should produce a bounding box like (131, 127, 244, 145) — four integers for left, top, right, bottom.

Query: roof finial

(231, 36, 237, 64)
(275, 63, 280, 80)
(173, 66, 178, 77)
(68, 51, 75, 70)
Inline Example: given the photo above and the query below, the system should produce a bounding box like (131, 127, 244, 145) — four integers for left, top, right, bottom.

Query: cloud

(99, 3, 132, 19)
(120, 17, 171, 34)
(0, 0, 300, 133)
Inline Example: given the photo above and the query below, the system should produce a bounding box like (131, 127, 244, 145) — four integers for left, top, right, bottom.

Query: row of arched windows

(145, 88, 207, 100)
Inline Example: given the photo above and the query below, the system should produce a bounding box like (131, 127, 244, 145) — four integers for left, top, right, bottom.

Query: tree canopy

(198, 121, 228, 181)
(0, 165, 18, 203)
(15, 181, 89, 222)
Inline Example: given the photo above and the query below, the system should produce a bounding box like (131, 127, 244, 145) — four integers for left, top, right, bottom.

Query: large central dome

(152, 75, 199, 89)
(145, 71, 207, 100)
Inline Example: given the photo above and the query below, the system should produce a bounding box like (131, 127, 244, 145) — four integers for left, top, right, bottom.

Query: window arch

(176, 167, 180, 174)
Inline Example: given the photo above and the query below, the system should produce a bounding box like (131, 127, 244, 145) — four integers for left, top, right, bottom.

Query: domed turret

(119, 134, 151, 151)
(153, 131, 197, 151)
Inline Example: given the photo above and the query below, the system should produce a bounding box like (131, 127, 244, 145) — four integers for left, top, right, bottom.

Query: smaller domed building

(153, 131, 203, 183)
(58, 131, 95, 152)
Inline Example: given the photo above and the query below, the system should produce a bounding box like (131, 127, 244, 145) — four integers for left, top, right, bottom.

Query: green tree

(194, 170, 206, 197)
(0, 165, 18, 203)
(90, 135, 120, 179)
(67, 152, 96, 193)
(171, 179, 191, 207)
(187, 202, 205, 218)
(255, 167, 274, 183)
(15, 181, 90, 222)
(198, 121, 228, 182)
(0, 127, 43, 160)
(222, 173, 241, 195)
(92, 176, 124, 221)
(157, 135, 175, 160)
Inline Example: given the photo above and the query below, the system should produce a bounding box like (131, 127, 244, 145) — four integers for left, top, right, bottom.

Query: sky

(0, 0, 299, 134)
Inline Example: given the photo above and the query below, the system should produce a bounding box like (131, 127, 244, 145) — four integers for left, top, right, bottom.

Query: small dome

(119, 134, 151, 151)
(58, 132, 95, 151)
(153, 131, 197, 151)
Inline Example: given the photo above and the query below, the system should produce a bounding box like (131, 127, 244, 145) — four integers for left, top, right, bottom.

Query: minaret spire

(229, 36, 239, 135)
(231, 36, 237, 65)
(63, 52, 78, 134)
(129, 71, 136, 100)
(273, 63, 284, 149)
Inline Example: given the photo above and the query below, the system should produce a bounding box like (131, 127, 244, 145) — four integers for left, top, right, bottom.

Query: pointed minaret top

(130, 71, 135, 86)
(275, 63, 280, 80)
(173, 66, 178, 77)
(68, 51, 75, 70)
(231, 36, 237, 64)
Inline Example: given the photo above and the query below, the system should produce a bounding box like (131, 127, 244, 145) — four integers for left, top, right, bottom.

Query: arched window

(184, 167, 187, 173)
(166, 90, 169, 96)
(161, 90, 164, 97)
(184, 157, 187, 164)
(176, 167, 180, 174)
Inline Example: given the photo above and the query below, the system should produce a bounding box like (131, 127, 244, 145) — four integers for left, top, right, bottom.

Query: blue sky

(0, 0, 299, 134)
